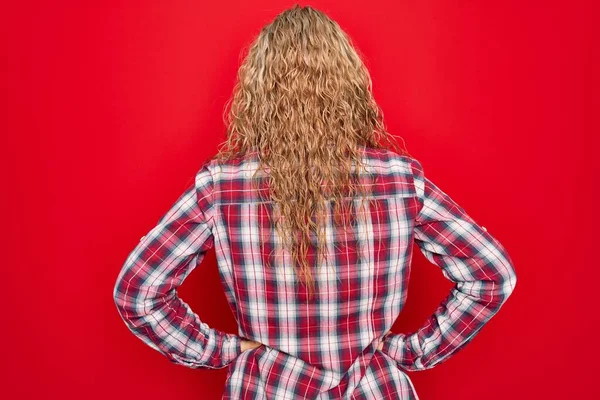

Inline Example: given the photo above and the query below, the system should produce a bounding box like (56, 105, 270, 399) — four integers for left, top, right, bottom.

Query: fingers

(241, 339, 264, 352)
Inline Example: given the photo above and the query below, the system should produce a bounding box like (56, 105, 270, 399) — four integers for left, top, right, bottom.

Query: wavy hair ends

(215, 4, 412, 301)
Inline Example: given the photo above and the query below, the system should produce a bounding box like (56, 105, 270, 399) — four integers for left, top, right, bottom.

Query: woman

(113, 5, 517, 399)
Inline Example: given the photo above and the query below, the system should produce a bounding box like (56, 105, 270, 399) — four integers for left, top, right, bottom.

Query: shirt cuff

(220, 332, 243, 365)
(381, 332, 407, 362)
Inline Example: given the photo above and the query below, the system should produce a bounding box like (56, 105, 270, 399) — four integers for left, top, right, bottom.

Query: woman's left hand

(377, 330, 392, 351)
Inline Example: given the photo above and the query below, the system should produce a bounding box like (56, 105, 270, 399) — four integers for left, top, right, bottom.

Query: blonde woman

(113, 5, 517, 399)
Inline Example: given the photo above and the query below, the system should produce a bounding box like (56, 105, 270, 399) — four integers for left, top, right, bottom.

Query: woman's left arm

(113, 162, 243, 369)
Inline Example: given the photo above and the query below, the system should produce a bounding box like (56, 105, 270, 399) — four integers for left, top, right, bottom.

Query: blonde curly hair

(214, 4, 412, 300)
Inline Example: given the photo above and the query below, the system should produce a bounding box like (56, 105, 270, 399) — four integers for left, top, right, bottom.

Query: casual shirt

(113, 146, 517, 399)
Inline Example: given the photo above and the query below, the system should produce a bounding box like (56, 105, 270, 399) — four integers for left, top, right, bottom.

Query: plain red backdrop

(3, 1, 597, 399)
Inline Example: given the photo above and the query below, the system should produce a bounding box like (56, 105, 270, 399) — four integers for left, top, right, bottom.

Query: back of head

(214, 4, 412, 299)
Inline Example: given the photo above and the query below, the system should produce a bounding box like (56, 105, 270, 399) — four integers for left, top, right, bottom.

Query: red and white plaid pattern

(113, 147, 517, 399)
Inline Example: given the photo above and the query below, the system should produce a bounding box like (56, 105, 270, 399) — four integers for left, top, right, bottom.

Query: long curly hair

(214, 4, 412, 300)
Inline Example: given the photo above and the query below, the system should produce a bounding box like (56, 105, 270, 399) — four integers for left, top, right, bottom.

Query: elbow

(478, 259, 517, 311)
(113, 284, 141, 330)
(484, 230, 517, 302)
(496, 259, 517, 306)
(113, 279, 126, 318)
(113, 260, 137, 317)
(113, 275, 134, 323)
(506, 262, 517, 297)
(503, 248, 518, 294)
(112, 275, 160, 330)
(489, 239, 518, 305)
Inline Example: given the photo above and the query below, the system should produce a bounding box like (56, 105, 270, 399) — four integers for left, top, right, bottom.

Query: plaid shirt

(113, 147, 517, 399)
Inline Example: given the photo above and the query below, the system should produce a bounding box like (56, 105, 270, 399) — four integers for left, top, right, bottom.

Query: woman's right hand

(241, 338, 264, 352)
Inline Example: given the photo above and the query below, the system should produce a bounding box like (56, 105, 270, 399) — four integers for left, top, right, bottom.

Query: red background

(3, 1, 596, 399)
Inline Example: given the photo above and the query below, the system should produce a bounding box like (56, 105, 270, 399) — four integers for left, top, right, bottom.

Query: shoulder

(362, 146, 421, 176)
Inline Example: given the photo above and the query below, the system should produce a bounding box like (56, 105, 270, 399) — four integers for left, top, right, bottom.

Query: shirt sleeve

(380, 158, 517, 371)
(112, 162, 243, 369)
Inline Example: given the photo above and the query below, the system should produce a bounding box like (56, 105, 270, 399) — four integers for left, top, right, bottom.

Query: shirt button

(482, 226, 487, 232)
(140, 235, 146, 241)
